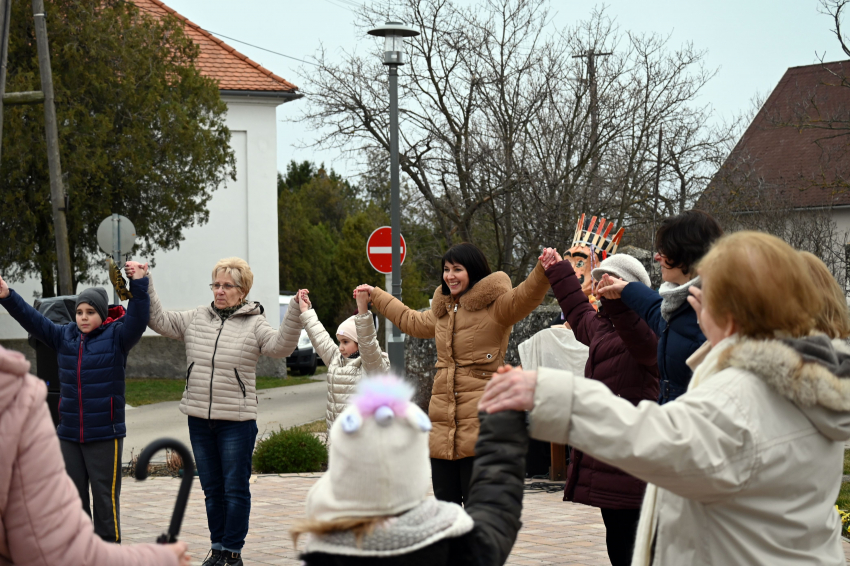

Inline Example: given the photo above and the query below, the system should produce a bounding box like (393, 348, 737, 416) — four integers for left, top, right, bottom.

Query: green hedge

(253, 426, 327, 473)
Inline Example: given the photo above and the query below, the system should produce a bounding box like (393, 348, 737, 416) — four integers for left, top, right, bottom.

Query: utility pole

(573, 49, 612, 172)
(0, 0, 74, 295)
(652, 126, 663, 238)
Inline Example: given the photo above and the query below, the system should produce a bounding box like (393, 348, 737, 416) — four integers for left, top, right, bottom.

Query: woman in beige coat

(355, 243, 550, 505)
(481, 232, 850, 566)
(124, 258, 302, 566)
(0, 344, 190, 566)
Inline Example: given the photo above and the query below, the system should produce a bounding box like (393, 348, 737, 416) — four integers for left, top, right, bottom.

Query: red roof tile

(704, 61, 850, 209)
(132, 0, 298, 92)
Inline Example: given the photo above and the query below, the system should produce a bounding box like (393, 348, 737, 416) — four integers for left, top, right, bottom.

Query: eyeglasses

(210, 283, 241, 291)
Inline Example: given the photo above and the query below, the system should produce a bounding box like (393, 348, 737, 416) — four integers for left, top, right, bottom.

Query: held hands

(595, 273, 627, 299)
(539, 248, 563, 270)
(478, 364, 538, 414)
(355, 289, 370, 315)
(298, 289, 312, 313)
(353, 284, 375, 301)
(0, 274, 8, 299)
(124, 261, 149, 280)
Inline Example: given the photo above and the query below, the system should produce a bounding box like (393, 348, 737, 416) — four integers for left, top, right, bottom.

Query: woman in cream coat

(481, 232, 850, 566)
(125, 258, 302, 566)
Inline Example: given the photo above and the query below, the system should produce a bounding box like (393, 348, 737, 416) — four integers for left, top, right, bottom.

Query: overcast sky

(162, 0, 842, 180)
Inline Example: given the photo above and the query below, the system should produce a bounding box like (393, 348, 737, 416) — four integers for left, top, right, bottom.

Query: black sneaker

(221, 551, 243, 566)
(201, 549, 222, 566)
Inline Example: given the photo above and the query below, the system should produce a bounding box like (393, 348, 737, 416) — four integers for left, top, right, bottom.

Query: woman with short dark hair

(597, 210, 722, 402)
(353, 242, 550, 505)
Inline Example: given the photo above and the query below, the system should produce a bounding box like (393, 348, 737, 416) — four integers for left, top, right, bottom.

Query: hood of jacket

(203, 300, 264, 322)
(717, 334, 850, 441)
(431, 271, 513, 318)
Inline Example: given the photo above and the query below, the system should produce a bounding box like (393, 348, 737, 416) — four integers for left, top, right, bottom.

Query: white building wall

(0, 96, 283, 339)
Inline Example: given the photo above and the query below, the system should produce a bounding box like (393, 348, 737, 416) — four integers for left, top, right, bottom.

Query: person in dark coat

(540, 250, 659, 566)
(0, 271, 150, 543)
(597, 210, 722, 403)
(293, 376, 527, 566)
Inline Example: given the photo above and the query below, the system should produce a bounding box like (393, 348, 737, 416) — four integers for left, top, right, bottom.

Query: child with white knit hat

(298, 289, 390, 431)
(293, 375, 528, 565)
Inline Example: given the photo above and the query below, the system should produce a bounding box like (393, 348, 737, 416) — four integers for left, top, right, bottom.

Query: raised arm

(528, 367, 754, 503)
(602, 297, 659, 367)
(354, 312, 390, 375)
(254, 296, 301, 358)
(462, 410, 528, 565)
(489, 262, 551, 327)
(545, 260, 602, 347)
(620, 282, 665, 336)
(0, 283, 64, 351)
(145, 271, 195, 341)
(369, 287, 437, 339)
(118, 277, 151, 354)
(300, 309, 341, 367)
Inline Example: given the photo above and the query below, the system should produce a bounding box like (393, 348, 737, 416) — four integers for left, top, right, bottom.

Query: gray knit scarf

(304, 498, 474, 557)
(658, 276, 701, 321)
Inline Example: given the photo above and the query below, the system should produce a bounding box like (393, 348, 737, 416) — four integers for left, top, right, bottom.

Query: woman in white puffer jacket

(298, 288, 390, 430)
(480, 231, 850, 566)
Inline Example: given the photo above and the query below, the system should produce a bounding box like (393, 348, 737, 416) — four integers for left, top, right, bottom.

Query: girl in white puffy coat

(298, 289, 390, 430)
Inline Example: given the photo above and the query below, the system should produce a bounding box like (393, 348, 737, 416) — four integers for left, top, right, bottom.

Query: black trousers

(60, 438, 124, 543)
(430, 457, 475, 506)
(600, 508, 641, 566)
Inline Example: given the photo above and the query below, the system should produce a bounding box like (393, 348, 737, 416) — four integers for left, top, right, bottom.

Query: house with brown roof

(0, 0, 302, 341)
(700, 60, 850, 285)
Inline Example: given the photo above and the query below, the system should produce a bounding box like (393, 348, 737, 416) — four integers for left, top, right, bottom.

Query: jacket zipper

(185, 362, 195, 390)
(77, 335, 85, 443)
(234, 369, 246, 397)
(208, 321, 225, 419)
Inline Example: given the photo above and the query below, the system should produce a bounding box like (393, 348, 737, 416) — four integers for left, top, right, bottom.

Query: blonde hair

(290, 516, 388, 549)
(799, 251, 850, 339)
(698, 231, 821, 339)
(211, 257, 253, 296)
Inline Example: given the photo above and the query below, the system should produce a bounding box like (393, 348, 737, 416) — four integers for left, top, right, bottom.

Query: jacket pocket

(185, 362, 195, 390)
(234, 368, 246, 397)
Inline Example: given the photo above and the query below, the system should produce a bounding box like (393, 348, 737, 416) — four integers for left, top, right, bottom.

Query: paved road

(123, 380, 327, 462)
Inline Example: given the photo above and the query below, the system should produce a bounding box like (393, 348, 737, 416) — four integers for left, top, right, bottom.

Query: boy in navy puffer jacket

(0, 270, 150, 544)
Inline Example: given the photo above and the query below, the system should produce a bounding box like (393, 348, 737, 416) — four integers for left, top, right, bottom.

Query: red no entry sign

(367, 226, 406, 274)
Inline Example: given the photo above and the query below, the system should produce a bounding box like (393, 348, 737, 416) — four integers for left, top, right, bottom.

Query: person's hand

(595, 274, 627, 299)
(538, 248, 563, 270)
(0, 274, 9, 299)
(478, 364, 538, 413)
(687, 286, 703, 324)
(294, 288, 309, 304)
(124, 261, 149, 280)
(353, 284, 375, 300)
(298, 290, 311, 313)
(165, 541, 190, 566)
(356, 289, 370, 315)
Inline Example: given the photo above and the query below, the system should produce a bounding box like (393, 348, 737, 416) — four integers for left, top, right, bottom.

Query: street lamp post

(368, 21, 419, 376)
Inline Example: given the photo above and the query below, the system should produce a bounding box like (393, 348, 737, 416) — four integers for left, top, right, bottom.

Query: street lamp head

(367, 21, 420, 66)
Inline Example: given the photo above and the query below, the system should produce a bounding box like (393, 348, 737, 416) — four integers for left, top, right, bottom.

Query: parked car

(280, 294, 318, 375)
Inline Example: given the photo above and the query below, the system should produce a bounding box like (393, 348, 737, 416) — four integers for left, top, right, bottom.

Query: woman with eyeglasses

(124, 258, 303, 566)
(596, 210, 722, 403)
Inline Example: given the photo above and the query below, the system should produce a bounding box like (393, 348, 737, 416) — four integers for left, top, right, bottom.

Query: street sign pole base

(387, 337, 405, 378)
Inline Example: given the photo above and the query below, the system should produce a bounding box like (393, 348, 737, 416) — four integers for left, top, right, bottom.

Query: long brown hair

(799, 251, 850, 339)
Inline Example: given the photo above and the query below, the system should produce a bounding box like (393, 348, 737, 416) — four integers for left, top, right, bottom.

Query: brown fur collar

(716, 337, 850, 412)
(431, 271, 513, 317)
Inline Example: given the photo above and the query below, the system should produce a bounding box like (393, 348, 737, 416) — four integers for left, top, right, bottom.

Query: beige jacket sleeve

(255, 296, 301, 358)
(490, 262, 551, 327)
(146, 272, 195, 341)
(354, 311, 391, 376)
(3, 378, 178, 566)
(370, 288, 437, 339)
(300, 309, 341, 367)
(529, 367, 756, 503)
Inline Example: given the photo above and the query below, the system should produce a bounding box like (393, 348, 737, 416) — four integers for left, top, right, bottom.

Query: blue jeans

(188, 416, 258, 553)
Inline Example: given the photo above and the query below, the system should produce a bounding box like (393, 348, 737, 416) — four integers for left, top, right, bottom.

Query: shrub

(253, 426, 327, 473)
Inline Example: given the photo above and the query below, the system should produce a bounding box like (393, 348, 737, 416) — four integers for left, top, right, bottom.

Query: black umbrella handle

(135, 438, 195, 544)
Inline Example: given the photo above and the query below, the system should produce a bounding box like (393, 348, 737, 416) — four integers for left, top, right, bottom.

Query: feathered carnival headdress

(570, 213, 625, 260)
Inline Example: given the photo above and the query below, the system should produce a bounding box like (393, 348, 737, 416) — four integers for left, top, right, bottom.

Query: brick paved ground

(121, 474, 850, 565)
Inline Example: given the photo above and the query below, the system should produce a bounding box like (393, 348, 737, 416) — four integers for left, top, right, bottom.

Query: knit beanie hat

(306, 376, 433, 522)
(75, 287, 109, 323)
(336, 315, 359, 343)
(591, 254, 651, 287)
